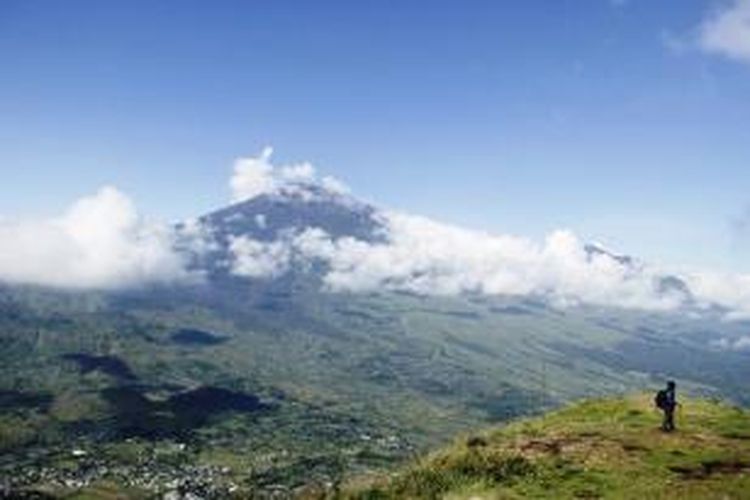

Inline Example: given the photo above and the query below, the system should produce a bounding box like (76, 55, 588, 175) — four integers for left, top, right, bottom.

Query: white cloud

(320, 176, 351, 195)
(712, 335, 750, 350)
(229, 147, 277, 202)
(229, 236, 290, 278)
(228, 210, 685, 311)
(279, 162, 316, 183)
(0, 187, 193, 289)
(176, 217, 220, 256)
(229, 147, 350, 203)
(306, 213, 685, 310)
(686, 271, 750, 319)
(224, 149, 750, 318)
(7, 149, 748, 318)
(699, 0, 750, 63)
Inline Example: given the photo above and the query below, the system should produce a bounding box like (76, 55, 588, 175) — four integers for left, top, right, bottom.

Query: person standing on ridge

(655, 380, 678, 432)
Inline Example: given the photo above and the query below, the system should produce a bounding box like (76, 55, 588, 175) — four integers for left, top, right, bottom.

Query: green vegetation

(347, 395, 750, 499)
(2, 281, 749, 495)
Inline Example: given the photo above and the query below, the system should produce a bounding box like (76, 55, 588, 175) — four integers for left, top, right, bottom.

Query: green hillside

(346, 395, 750, 499)
(2, 282, 750, 496)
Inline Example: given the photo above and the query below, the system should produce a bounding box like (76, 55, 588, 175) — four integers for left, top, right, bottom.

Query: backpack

(655, 389, 668, 409)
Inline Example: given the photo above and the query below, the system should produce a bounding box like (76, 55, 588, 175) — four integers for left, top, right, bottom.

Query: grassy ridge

(345, 395, 750, 499)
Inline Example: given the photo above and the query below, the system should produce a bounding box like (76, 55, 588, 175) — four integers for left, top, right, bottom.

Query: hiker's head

(667, 380, 676, 390)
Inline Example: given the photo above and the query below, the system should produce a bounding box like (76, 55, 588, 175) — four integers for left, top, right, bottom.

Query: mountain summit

(201, 183, 383, 244)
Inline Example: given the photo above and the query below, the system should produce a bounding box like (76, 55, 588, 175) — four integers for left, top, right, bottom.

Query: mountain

(182, 185, 384, 279)
(1, 184, 749, 497)
(584, 242, 636, 267)
(187, 184, 700, 307)
(200, 185, 382, 243)
(346, 394, 750, 499)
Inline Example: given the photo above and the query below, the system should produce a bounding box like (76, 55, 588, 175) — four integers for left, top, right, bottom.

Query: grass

(344, 394, 750, 499)
(3, 285, 750, 496)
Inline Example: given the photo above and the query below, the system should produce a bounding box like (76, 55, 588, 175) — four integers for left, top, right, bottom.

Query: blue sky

(1, 0, 748, 273)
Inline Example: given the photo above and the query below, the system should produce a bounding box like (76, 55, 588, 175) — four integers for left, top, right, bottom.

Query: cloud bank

(699, 0, 750, 64)
(3, 149, 750, 320)
(229, 213, 750, 317)
(230, 212, 687, 311)
(229, 236, 291, 278)
(222, 149, 750, 318)
(686, 271, 750, 320)
(712, 335, 750, 351)
(0, 187, 193, 289)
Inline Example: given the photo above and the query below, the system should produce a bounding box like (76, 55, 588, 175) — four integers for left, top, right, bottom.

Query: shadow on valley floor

(0, 389, 53, 413)
(61, 353, 137, 381)
(100, 385, 273, 439)
(169, 328, 229, 346)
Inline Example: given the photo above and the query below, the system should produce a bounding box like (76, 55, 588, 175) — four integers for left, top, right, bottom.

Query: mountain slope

(2, 185, 750, 496)
(347, 394, 750, 499)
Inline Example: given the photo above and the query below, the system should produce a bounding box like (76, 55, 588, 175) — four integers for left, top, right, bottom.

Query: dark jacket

(664, 388, 676, 410)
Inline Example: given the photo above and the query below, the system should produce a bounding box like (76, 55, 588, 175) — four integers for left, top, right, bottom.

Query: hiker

(655, 380, 678, 432)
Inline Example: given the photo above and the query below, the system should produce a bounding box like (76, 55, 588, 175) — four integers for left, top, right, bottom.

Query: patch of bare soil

(669, 460, 750, 479)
